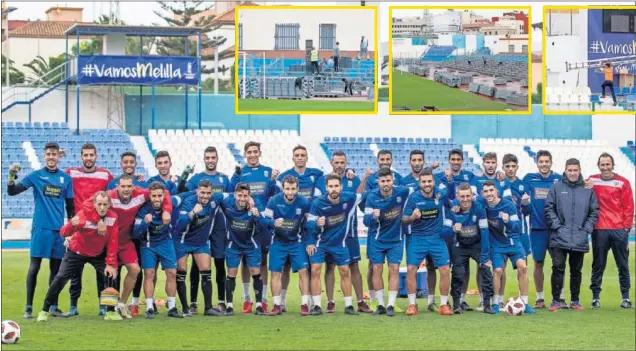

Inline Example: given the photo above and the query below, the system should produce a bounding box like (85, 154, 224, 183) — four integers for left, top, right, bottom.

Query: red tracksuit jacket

(60, 207, 119, 266)
(589, 174, 635, 230)
(66, 167, 114, 211)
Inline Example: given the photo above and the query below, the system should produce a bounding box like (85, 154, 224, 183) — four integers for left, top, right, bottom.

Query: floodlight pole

(242, 51, 247, 98)
(185, 38, 189, 129)
(198, 31, 202, 129)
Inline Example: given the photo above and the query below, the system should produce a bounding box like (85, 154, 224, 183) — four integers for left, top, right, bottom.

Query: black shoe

(145, 309, 155, 319)
(386, 306, 395, 317)
(620, 299, 633, 309)
(344, 306, 359, 315)
(591, 300, 600, 309)
(50, 308, 68, 318)
(189, 303, 198, 315)
(460, 301, 473, 312)
(205, 307, 224, 316)
(372, 305, 387, 315)
(483, 304, 496, 314)
(24, 307, 33, 319)
(255, 306, 267, 316)
(558, 299, 570, 310)
(453, 305, 463, 314)
(167, 308, 184, 318)
(225, 307, 235, 316)
(310, 306, 323, 316)
(153, 303, 159, 314)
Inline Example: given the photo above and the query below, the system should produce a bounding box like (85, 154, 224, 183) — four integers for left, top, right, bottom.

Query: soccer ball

(1, 320, 21, 344)
(504, 297, 525, 316)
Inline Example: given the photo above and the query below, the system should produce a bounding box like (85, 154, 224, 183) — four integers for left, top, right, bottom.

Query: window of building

(603, 9, 636, 33)
(508, 44, 515, 52)
(238, 24, 243, 50)
(319, 24, 337, 50)
(274, 23, 300, 50)
(521, 45, 528, 53)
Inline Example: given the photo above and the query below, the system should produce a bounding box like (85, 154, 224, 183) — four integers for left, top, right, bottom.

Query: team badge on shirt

(296, 208, 302, 215)
(472, 215, 477, 222)
(310, 175, 315, 182)
(519, 185, 524, 191)
(397, 196, 402, 203)
(435, 199, 439, 205)
(464, 175, 469, 180)
(264, 171, 269, 178)
(60, 177, 64, 184)
(219, 178, 224, 183)
(343, 203, 348, 211)
(348, 180, 353, 187)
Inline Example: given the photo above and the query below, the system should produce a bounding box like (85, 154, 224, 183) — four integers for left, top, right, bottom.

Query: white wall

(545, 10, 582, 36)
(494, 38, 528, 54)
(300, 102, 451, 140)
(2, 86, 117, 130)
(545, 35, 587, 88)
(592, 114, 636, 145)
(239, 8, 375, 51)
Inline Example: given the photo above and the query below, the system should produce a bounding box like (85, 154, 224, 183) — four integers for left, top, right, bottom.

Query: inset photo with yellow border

(390, 6, 532, 114)
(543, 6, 636, 115)
(234, 5, 378, 115)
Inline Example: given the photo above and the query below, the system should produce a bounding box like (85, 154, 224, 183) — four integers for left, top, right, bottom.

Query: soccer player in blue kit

(306, 173, 365, 315)
(276, 145, 322, 311)
(174, 180, 226, 317)
(220, 183, 268, 316)
(107, 151, 147, 190)
(147, 151, 178, 195)
(481, 181, 535, 314)
(231, 141, 279, 314)
(263, 176, 312, 316)
(183, 146, 231, 314)
(132, 182, 184, 319)
(402, 168, 454, 316)
(363, 168, 413, 316)
(7, 142, 75, 319)
(522, 150, 562, 309)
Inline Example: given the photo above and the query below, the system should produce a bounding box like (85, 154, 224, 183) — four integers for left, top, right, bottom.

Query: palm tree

(1, 55, 25, 85)
(23, 54, 67, 85)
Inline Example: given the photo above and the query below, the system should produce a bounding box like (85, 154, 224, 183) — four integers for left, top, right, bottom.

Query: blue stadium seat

(61, 122, 69, 129)
(390, 137, 398, 143)
(15, 122, 23, 128)
(332, 137, 339, 142)
(6, 121, 14, 128)
(365, 137, 372, 143)
(324, 137, 331, 142)
(374, 137, 381, 143)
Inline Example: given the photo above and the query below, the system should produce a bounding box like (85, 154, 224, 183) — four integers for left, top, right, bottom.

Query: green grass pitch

(391, 69, 517, 112)
(238, 99, 375, 112)
(2, 248, 634, 350)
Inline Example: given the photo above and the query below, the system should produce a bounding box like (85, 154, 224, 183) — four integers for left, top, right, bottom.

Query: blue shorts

(260, 232, 272, 254)
(269, 240, 309, 273)
(174, 241, 211, 260)
(31, 227, 65, 259)
(519, 232, 532, 256)
(227, 243, 262, 269)
(530, 230, 549, 262)
(141, 240, 177, 270)
(426, 236, 453, 269)
(311, 244, 350, 267)
(491, 240, 526, 269)
(368, 239, 403, 265)
(406, 235, 450, 268)
(327, 236, 360, 265)
(209, 230, 227, 259)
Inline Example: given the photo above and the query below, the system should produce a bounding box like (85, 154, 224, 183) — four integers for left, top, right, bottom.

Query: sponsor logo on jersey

(420, 208, 439, 220)
(43, 185, 62, 198)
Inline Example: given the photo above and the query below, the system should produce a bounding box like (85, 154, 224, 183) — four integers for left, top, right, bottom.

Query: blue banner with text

(77, 55, 200, 86)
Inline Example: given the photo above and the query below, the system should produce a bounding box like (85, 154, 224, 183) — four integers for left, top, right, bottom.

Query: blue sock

(50, 305, 57, 311)
(25, 305, 32, 310)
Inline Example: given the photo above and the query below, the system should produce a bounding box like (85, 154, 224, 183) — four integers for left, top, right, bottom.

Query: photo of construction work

(543, 7, 636, 114)
(390, 7, 531, 113)
(235, 5, 377, 114)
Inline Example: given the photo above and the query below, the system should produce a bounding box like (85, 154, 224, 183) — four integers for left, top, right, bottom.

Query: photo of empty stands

(236, 6, 377, 113)
(544, 7, 636, 113)
(390, 8, 531, 113)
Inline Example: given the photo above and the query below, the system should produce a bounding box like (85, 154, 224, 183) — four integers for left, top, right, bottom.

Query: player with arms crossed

(481, 181, 535, 314)
(402, 168, 454, 316)
(37, 191, 119, 322)
(133, 182, 185, 318)
(449, 184, 495, 314)
(263, 175, 312, 315)
(8, 142, 75, 319)
(306, 173, 364, 315)
(363, 168, 413, 316)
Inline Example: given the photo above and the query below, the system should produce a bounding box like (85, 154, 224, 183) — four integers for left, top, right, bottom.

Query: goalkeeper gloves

(235, 165, 242, 175)
(180, 165, 194, 181)
(8, 163, 21, 185)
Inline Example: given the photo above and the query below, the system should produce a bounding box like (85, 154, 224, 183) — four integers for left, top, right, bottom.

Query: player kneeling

(262, 176, 312, 316)
(133, 182, 184, 318)
(481, 181, 535, 315)
(37, 192, 120, 322)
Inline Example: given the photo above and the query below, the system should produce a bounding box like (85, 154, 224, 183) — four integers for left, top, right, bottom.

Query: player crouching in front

(481, 181, 535, 315)
(38, 192, 120, 322)
(262, 176, 312, 316)
(133, 182, 184, 318)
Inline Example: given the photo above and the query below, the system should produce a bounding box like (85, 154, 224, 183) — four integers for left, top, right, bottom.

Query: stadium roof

(65, 24, 202, 37)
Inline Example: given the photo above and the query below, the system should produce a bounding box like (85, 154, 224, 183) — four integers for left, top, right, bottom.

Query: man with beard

(230, 142, 279, 314)
(314, 151, 362, 313)
(363, 168, 414, 316)
(147, 151, 178, 195)
(522, 150, 562, 309)
(588, 153, 634, 309)
(8, 142, 75, 319)
(263, 176, 312, 316)
(481, 181, 535, 315)
(183, 146, 231, 314)
(174, 180, 227, 317)
(65, 143, 113, 316)
(133, 182, 185, 319)
(400, 150, 439, 188)
(276, 145, 323, 312)
(306, 174, 365, 315)
(36, 191, 119, 322)
(402, 168, 454, 316)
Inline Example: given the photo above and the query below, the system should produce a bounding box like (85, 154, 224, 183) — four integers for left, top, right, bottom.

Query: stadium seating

(421, 46, 456, 62)
(478, 138, 636, 195)
(437, 54, 528, 80)
(1, 122, 145, 217)
(545, 86, 632, 112)
(237, 57, 375, 84)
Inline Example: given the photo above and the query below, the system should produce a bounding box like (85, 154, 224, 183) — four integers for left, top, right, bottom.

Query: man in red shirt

(66, 143, 114, 316)
(588, 152, 634, 309)
(37, 191, 120, 322)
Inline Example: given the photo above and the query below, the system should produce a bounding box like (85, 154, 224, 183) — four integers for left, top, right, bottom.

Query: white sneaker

(476, 302, 484, 312)
(117, 303, 132, 319)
